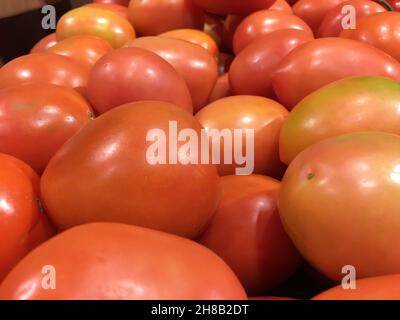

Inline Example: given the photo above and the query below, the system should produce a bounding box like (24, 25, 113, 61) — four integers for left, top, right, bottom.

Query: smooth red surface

(192, 0, 275, 15)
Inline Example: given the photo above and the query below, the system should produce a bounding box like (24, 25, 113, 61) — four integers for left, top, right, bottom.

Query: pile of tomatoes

(1, 0, 400, 300)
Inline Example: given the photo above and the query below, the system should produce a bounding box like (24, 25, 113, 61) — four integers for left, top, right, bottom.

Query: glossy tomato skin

(84, 3, 129, 19)
(48, 35, 113, 69)
(41, 101, 220, 239)
(56, 7, 136, 49)
(271, 0, 293, 12)
(0, 83, 93, 174)
(208, 73, 232, 103)
(30, 33, 57, 53)
(233, 10, 313, 54)
(199, 175, 302, 296)
(229, 29, 313, 98)
(0, 223, 246, 299)
(192, 0, 275, 15)
(340, 12, 400, 62)
(280, 76, 400, 164)
(128, 0, 204, 36)
(126, 37, 217, 113)
(272, 38, 400, 109)
(93, 0, 129, 5)
(318, 0, 386, 37)
(195, 96, 288, 178)
(0, 53, 89, 91)
(279, 132, 400, 281)
(87, 47, 193, 115)
(0, 154, 55, 282)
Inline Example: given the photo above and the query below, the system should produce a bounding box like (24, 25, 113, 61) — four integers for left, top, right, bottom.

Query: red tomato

(199, 175, 302, 296)
(0, 154, 55, 282)
(272, 38, 400, 109)
(195, 96, 288, 178)
(233, 10, 313, 54)
(222, 15, 244, 51)
(340, 12, 400, 62)
(192, 0, 275, 15)
(313, 275, 400, 300)
(128, 0, 204, 36)
(30, 33, 57, 53)
(377, 0, 400, 11)
(93, 0, 129, 5)
(126, 37, 217, 113)
(229, 29, 313, 98)
(87, 47, 193, 115)
(48, 35, 113, 69)
(41, 101, 220, 239)
(84, 3, 129, 19)
(0, 83, 93, 174)
(0, 53, 89, 91)
(56, 7, 136, 49)
(279, 132, 400, 281)
(270, 0, 293, 12)
(318, 0, 386, 37)
(208, 73, 232, 103)
(0, 223, 246, 299)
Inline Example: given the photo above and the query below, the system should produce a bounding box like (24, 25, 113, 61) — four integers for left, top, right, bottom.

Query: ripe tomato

(30, 33, 57, 53)
(41, 101, 220, 239)
(233, 10, 313, 54)
(126, 37, 217, 113)
(208, 73, 232, 103)
(0, 223, 246, 299)
(84, 3, 129, 19)
(0, 83, 93, 174)
(87, 47, 193, 115)
(128, 0, 204, 36)
(0, 154, 55, 282)
(229, 29, 313, 98)
(279, 132, 400, 281)
(199, 175, 302, 296)
(93, 0, 129, 5)
(272, 38, 400, 109)
(192, 0, 275, 15)
(318, 0, 386, 37)
(0, 53, 89, 91)
(195, 96, 288, 178)
(270, 0, 293, 12)
(56, 7, 136, 49)
(48, 35, 113, 69)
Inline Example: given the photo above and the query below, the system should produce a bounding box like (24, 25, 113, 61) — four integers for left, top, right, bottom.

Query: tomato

(340, 12, 400, 62)
(0, 83, 93, 174)
(195, 96, 288, 178)
(313, 275, 400, 300)
(128, 0, 204, 36)
(0, 223, 246, 299)
(203, 14, 224, 49)
(84, 3, 130, 19)
(279, 132, 400, 281)
(48, 35, 113, 69)
(0, 53, 89, 91)
(56, 7, 136, 49)
(0, 154, 55, 282)
(126, 37, 217, 113)
(192, 0, 275, 15)
(250, 296, 299, 300)
(41, 101, 220, 239)
(318, 0, 386, 37)
(377, 0, 400, 11)
(233, 10, 313, 54)
(272, 38, 400, 109)
(199, 175, 302, 296)
(30, 33, 57, 53)
(93, 0, 129, 5)
(280, 76, 400, 164)
(292, 0, 349, 34)
(87, 47, 193, 115)
(270, 0, 293, 12)
(229, 29, 313, 98)
(159, 29, 219, 59)
(208, 73, 232, 103)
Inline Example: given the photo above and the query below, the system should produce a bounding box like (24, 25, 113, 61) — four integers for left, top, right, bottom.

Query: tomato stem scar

(307, 172, 316, 180)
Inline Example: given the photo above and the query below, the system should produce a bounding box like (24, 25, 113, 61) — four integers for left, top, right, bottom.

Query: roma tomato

(84, 3, 129, 19)
(318, 0, 386, 37)
(48, 35, 113, 69)
(280, 76, 400, 164)
(0, 154, 55, 282)
(0, 53, 89, 91)
(279, 132, 400, 281)
(199, 175, 302, 296)
(272, 38, 400, 109)
(30, 33, 57, 53)
(229, 29, 313, 98)
(340, 12, 400, 62)
(0, 83, 93, 174)
(0, 223, 246, 300)
(208, 73, 232, 103)
(195, 96, 288, 178)
(192, 0, 275, 15)
(128, 0, 204, 36)
(93, 0, 129, 5)
(233, 10, 313, 54)
(126, 37, 217, 113)
(41, 101, 220, 239)
(87, 47, 193, 114)
(56, 7, 136, 49)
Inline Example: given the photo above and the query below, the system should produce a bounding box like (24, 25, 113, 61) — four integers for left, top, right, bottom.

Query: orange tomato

(208, 73, 232, 103)
(84, 3, 130, 19)
(30, 33, 57, 53)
